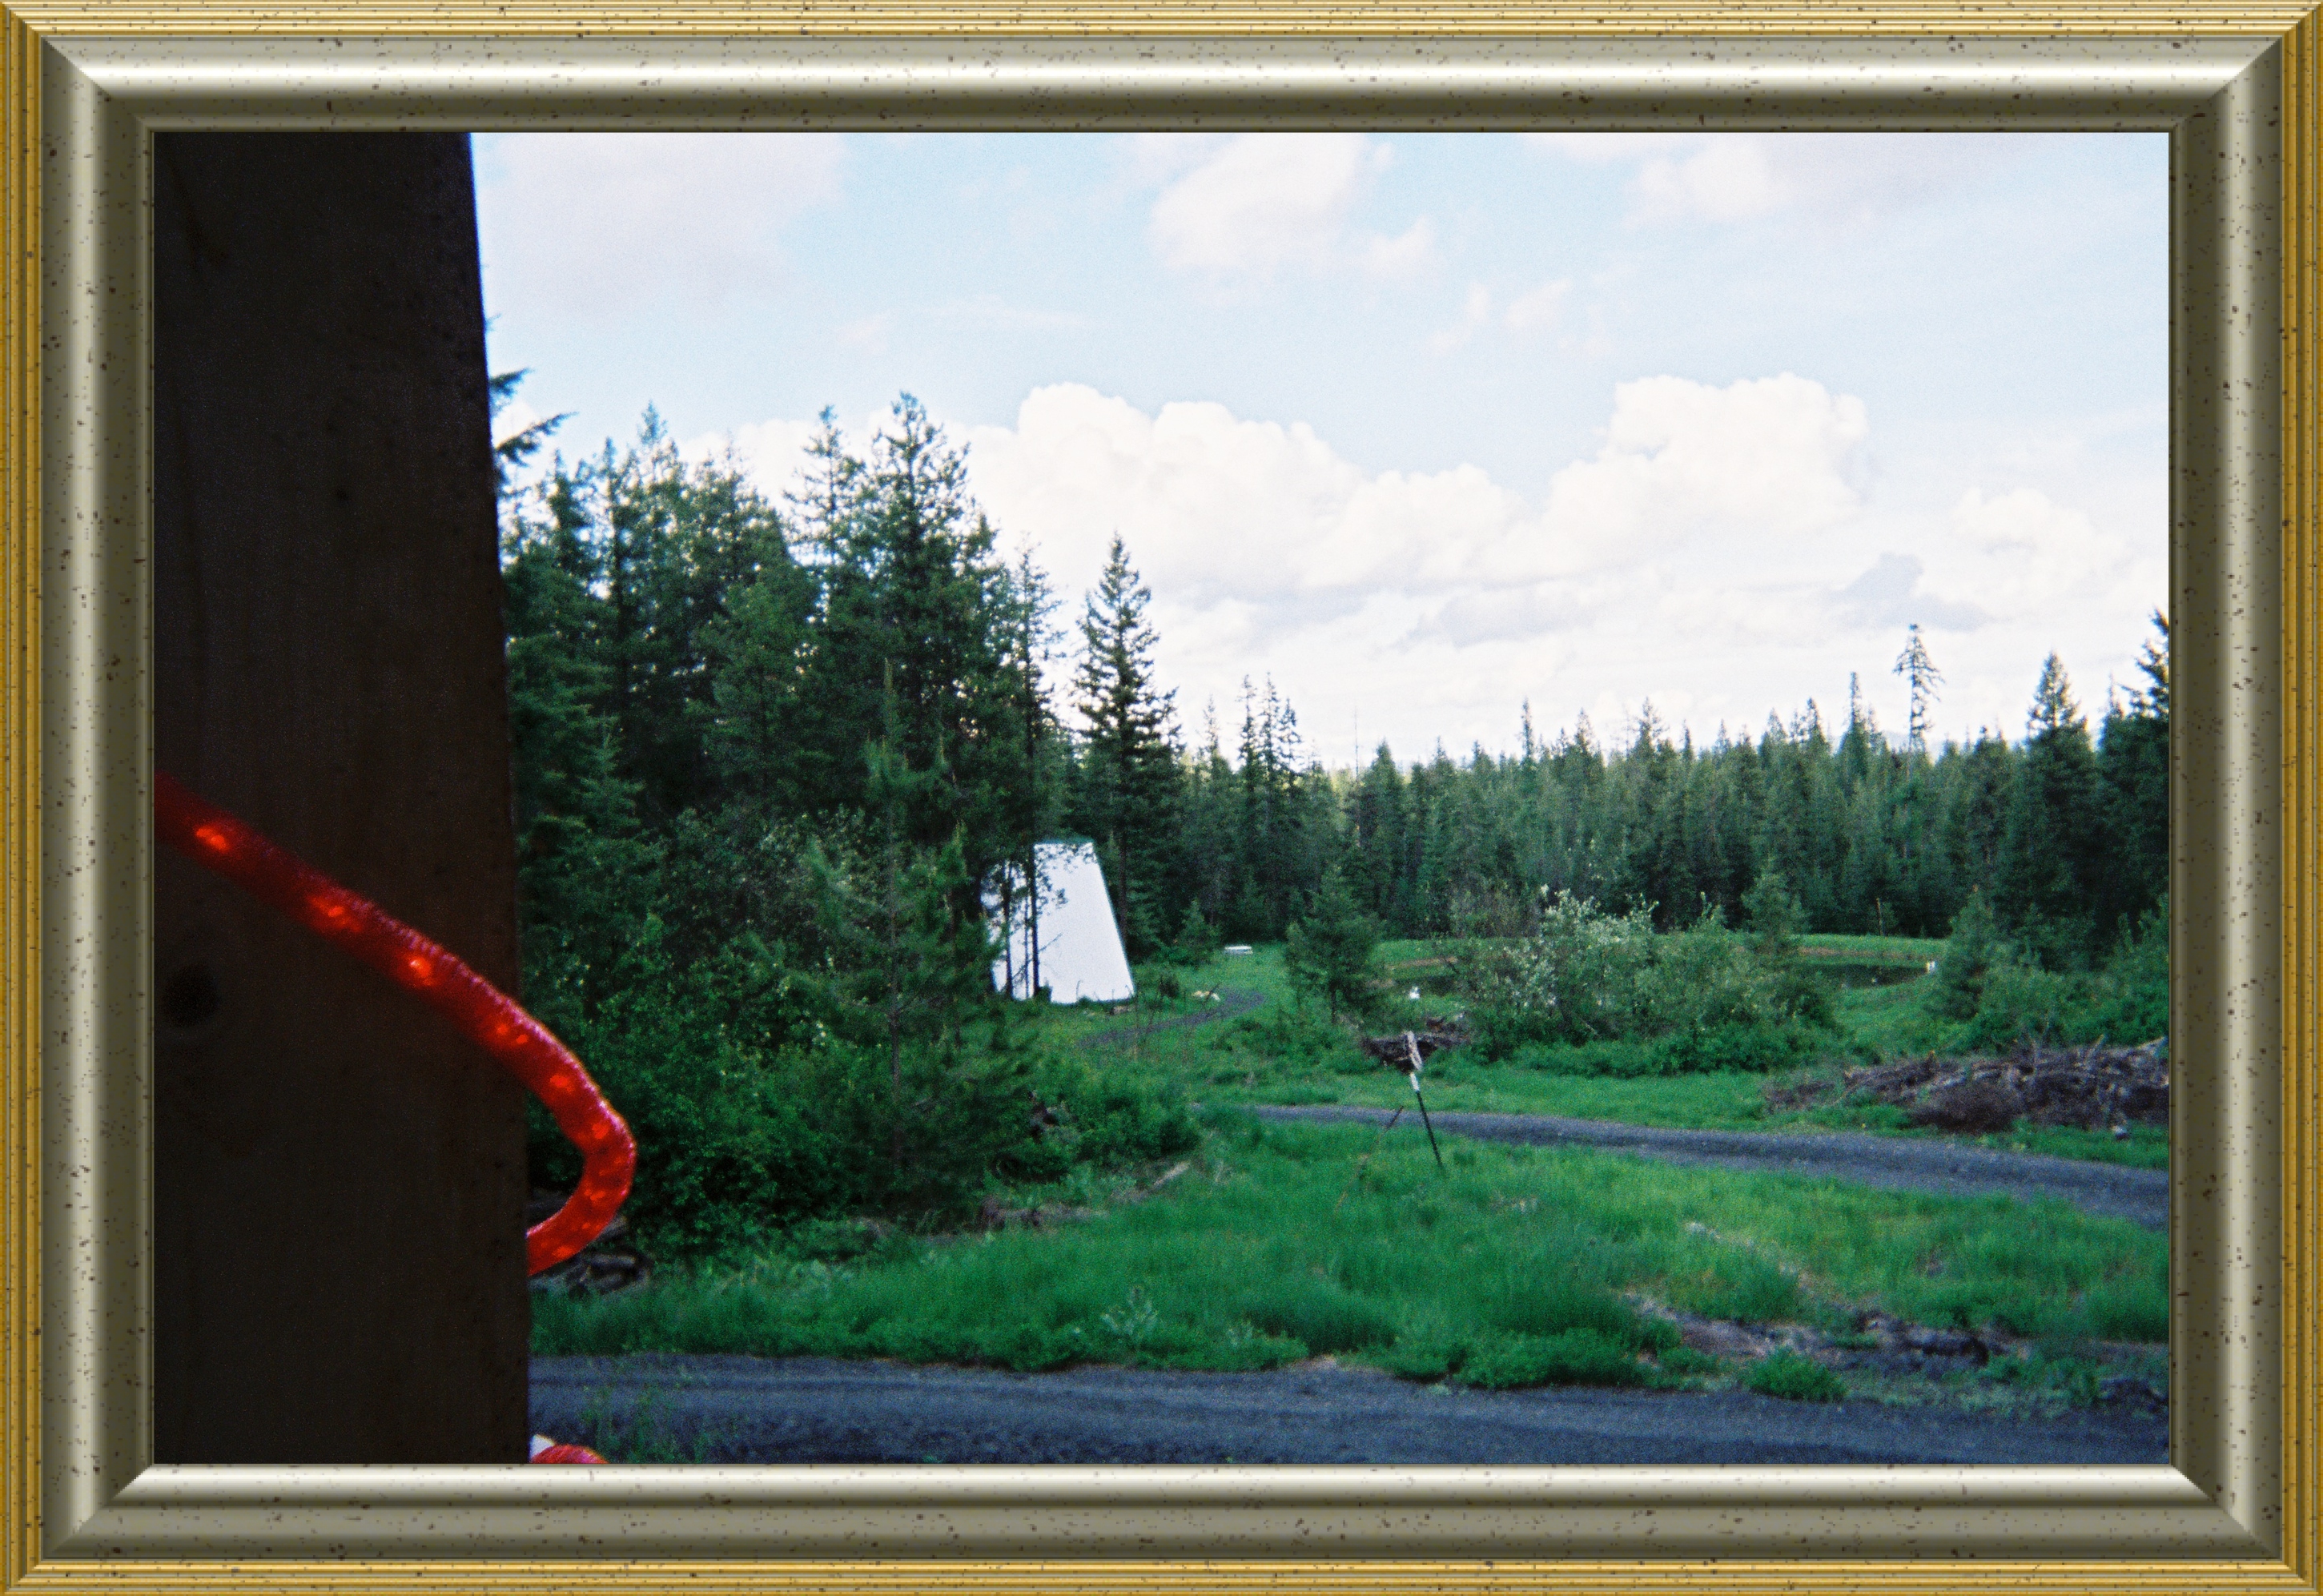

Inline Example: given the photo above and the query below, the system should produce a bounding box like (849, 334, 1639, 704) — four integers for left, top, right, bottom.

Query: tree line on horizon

(500, 393, 2168, 996)
(496, 390, 2168, 1240)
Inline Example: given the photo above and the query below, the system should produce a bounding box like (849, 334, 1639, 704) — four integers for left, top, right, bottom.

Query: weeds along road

(1249, 1105, 2168, 1230)
(530, 1353, 2167, 1464)
(1082, 982, 2164, 1228)
(530, 1099, 2168, 1465)
(539, 1008, 2166, 1465)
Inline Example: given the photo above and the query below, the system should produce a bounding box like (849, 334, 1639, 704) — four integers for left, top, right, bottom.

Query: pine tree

(1284, 866, 1381, 1021)
(804, 702, 997, 1180)
(697, 512, 817, 815)
(2096, 611, 2170, 935)
(1893, 625, 1943, 754)
(497, 459, 656, 1026)
(1996, 653, 2107, 965)
(1071, 535, 1180, 957)
(994, 546, 1067, 998)
(1348, 744, 1408, 926)
(1929, 886, 2002, 1020)
(794, 398, 1023, 894)
(1170, 897, 1221, 967)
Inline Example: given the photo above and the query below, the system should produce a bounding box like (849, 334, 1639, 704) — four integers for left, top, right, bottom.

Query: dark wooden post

(152, 133, 528, 1464)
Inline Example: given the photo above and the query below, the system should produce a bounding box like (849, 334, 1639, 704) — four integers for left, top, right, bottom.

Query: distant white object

(1926, 960, 1939, 974)
(986, 840, 1135, 1004)
(1408, 987, 1421, 1001)
(1223, 944, 1254, 957)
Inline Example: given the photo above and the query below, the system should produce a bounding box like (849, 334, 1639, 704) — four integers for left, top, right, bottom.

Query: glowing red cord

(153, 770, 635, 1277)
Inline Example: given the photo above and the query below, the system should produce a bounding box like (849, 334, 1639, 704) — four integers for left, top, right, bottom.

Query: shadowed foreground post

(153, 132, 527, 1463)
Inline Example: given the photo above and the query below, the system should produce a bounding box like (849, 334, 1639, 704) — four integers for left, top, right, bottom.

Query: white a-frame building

(987, 839, 1136, 1004)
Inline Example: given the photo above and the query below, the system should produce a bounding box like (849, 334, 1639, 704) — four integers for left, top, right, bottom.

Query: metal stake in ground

(1405, 1031, 1445, 1171)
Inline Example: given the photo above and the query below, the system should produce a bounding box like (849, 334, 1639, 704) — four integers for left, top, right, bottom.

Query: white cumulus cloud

(1539, 372, 1869, 556)
(1526, 132, 2025, 227)
(1145, 134, 1431, 286)
(683, 376, 2153, 763)
(1361, 217, 1443, 281)
(1502, 279, 1573, 333)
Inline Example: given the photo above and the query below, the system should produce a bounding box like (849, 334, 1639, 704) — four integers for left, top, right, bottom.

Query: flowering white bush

(1463, 888, 1811, 1054)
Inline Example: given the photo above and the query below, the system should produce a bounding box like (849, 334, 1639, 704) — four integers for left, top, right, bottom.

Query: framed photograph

(3, 6, 2318, 1593)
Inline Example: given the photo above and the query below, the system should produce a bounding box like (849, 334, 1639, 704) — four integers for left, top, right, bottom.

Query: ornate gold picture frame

(2, 5, 2319, 1591)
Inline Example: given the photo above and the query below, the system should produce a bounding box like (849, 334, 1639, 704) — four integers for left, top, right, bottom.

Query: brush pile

(1355, 1023, 1465, 1070)
(1766, 1039, 2168, 1135)
(526, 1190, 652, 1295)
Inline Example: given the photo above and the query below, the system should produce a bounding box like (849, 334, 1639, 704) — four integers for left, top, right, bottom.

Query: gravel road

(528, 1099, 2169, 1465)
(1250, 1104, 2168, 1229)
(531, 1354, 2167, 1465)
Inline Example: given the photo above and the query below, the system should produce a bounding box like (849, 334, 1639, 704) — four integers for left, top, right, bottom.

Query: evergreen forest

(498, 390, 2171, 1256)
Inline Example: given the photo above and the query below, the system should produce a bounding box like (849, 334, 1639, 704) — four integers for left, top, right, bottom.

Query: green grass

(536, 1113, 2166, 1383)
(1966, 1124, 2168, 1168)
(1743, 1350, 1848, 1402)
(1832, 979, 1957, 1057)
(1798, 934, 1947, 963)
(1086, 943, 2164, 1168)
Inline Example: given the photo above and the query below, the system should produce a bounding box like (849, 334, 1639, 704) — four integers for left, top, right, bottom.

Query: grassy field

(537, 932, 2168, 1406)
(539, 1109, 2164, 1404)
(1798, 933, 1947, 963)
(1063, 943, 2166, 1170)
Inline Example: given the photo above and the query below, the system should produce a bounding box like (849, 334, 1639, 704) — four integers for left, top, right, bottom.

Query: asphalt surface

(1250, 1104, 2169, 1229)
(531, 1354, 2168, 1465)
(529, 1099, 2170, 1465)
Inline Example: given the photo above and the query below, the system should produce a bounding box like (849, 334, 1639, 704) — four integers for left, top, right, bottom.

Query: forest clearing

(503, 394, 2172, 1458)
(533, 929, 2170, 1454)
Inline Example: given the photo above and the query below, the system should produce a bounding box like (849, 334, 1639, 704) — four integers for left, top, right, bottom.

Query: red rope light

(153, 770, 635, 1277)
(529, 1436, 609, 1465)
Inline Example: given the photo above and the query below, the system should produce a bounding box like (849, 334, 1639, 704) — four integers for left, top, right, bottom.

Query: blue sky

(476, 131, 2168, 769)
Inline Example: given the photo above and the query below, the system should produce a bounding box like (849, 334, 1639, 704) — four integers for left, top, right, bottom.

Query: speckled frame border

(0, 12, 2317, 1594)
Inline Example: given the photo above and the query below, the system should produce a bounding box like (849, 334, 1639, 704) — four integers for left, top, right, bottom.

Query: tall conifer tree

(1072, 536, 1181, 955)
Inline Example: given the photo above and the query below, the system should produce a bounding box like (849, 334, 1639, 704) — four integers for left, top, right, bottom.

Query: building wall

(153, 133, 529, 1463)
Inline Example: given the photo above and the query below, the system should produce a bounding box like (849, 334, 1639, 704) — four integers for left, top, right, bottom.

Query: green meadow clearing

(537, 934, 2168, 1421)
(505, 410, 2172, 1429)
(1031, 940, 2167, 1168)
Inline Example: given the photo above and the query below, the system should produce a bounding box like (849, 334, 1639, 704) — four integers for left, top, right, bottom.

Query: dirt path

(1080, 986, 1264, 1047)
(1250, 1105, 2167, 1228)
(532, 1354, 2166, 1465)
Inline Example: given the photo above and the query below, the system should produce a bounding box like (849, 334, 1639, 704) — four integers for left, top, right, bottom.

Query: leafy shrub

(1029, 1055, 1203, 1171)
(1461, 890, 1835, 1067)
(2078, 897, 2169, 1044)
(1650, 1021, 1832, 1075)
(1652, 1345, 1723, 1380)
(1939, 893, 2169, 1053)
(526, 924, 857, 1257)
(1229, 1278, 1400, 1355)
(1486, 890, 1662, 1046)
(1742, 1352, 1847, 1402)
(1233, 1000, 1359, 1068)
(1952, 959, 2083, 1051)
(1453, 1329, 1647, 1390)
(1374, 1335, 1468, 1381)
(528, 912, 1199, 1260)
